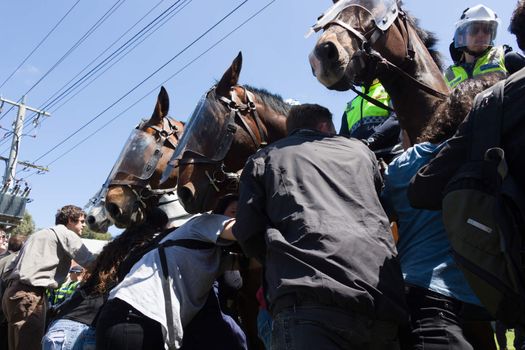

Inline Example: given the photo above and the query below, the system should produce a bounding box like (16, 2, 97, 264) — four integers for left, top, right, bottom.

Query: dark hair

(212, 194, 239, 215)
(286, 103, 333, 134)
(418, 73, 504, 144)
(7, 235, 25, 252)
(55, 205, 85, 225)
(510, 0, 525, 51)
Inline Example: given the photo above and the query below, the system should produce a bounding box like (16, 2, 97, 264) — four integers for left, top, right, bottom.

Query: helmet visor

(454, 20, 498, 49)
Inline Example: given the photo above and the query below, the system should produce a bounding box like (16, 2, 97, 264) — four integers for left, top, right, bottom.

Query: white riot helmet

(453, 4, 499, 51)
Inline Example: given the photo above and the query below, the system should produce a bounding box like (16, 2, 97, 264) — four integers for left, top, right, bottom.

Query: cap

(69, 265, 83, 273)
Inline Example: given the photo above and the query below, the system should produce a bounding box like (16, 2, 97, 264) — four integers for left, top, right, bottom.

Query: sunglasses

(467, 24, 492, 36)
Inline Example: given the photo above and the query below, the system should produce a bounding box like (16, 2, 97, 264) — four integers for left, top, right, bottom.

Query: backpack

(442, 80, 525, 327)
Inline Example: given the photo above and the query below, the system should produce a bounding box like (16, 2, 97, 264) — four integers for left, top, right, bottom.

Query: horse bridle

(327, 8, 448, 106)
(108, 116, 182, 209)
(179, 85, 268, 192)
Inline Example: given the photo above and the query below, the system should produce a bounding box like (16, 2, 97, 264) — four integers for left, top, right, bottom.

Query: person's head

(418, 73, 504, 144)
(212, 194, 239, 218)
(69, 265, 84, 282)
(454, 4, 499, 59)
(55, 205, 86, 235)
(286, 103, 335, 135)
(7, 235, 25, 252)
(510, 0, 525, 52)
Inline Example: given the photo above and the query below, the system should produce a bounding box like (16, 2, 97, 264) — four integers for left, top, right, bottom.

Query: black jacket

(408, 67, 525, 210)
(233, 129, 407, 323)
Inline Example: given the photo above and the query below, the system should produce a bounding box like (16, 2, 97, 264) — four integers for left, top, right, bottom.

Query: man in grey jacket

(1, 205, 94, 350)
(233, 104, 407, 349)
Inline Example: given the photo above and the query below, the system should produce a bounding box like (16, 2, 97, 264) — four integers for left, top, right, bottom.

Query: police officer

(445, 4, 510, 89)
(340, 79, 400, 153)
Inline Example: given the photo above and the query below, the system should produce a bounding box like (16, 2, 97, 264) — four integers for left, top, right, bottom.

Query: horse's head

(169, 52, 287, 213)
(105, 87, 184, 228)
(309, 0, 449, 143)
(309, 0, 408, 90)
(85, 187, 112, 233)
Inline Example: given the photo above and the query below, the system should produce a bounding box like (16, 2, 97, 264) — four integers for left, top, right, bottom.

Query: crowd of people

(1, 1, 525, 349)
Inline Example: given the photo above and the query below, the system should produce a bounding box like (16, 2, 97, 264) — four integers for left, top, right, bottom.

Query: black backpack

(442, 80, 525, 327)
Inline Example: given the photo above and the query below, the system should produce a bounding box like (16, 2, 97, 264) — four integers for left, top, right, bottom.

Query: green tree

(9, 212, 35, 236)
(82, 226, 111, 241)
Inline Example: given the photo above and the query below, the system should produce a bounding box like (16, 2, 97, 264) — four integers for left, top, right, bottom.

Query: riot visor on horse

(309, 0, 449, 144)
(104, 86, 184, 228)
(165, 52, 288, 214)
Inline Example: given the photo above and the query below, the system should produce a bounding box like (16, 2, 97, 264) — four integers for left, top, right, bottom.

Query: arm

(220, 219, 237, 241)
(367, 114, 400, 151)
(408, 114, 472, 210)
(232, 156, 269, 262)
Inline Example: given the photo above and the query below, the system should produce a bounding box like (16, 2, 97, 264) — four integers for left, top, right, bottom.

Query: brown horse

(105, 86, 184, 228)
(308, 0, 449, 144)
(174, 52, 289, 214)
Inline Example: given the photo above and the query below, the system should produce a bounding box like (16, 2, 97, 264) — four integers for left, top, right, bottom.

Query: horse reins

(109, 117, 182, 206)
(328, 9, 448, 110)
(180, 85, 268, 193)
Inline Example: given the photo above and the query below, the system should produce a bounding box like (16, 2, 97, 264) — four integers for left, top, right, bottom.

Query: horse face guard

(164, 86, 267, 193)
(107, 117, 181, 207)
(308, 0, 448, 100)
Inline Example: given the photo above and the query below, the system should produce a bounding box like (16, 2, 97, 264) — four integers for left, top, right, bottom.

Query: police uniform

(445, 46, 508, 89)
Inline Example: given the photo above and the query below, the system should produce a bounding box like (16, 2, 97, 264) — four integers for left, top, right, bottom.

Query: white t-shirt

(109, 214, 232, 349)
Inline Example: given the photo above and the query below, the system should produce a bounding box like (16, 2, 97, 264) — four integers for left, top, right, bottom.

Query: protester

(1, 205, 94, 350)
(383, 75, 501, 349)
(95, 197, 243, 350)
(233, 103, 407, 349)
(0, 231, 7, 258)
(0, 235, 25, 350)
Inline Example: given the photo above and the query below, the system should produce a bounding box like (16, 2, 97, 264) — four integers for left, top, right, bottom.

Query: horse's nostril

(178, 185, 194, 205)
(106, 203, 122, 218)
(316, 42, 339, 62)
(86, 216, 96, 225)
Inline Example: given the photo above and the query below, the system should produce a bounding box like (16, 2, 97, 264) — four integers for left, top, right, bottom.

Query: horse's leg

(238, 263, 265, 350)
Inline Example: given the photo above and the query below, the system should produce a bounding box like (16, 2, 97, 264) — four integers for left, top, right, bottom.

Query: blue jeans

(42, 319, 94, 350)
(257, 308, 273, 349)
(271, 304, 399, 350)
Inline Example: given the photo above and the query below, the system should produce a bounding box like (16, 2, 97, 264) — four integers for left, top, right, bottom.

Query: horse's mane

(244, 85, 292, 116)
(398, 1, 444, 71)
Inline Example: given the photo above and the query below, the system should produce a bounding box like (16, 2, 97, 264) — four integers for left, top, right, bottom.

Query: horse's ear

(332, 0, 339, 3)
(152, 86, 170, 123)
(216, 52, 242, 97)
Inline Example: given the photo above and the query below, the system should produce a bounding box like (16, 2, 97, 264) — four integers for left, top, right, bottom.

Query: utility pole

(0, 96, 50, 188)
(0, 96, 49, 228)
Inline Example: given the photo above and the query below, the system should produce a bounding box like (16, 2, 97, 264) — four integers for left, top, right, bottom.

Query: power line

(5, 0, 188, 145)
(48, 0, 192, 114)
(41, 0, 190, 114)
(0, 0, 130, 151)
(21, 0, 277, 177)
(0, 0, 126, 124)
(28, 0, 249, 166)
(0, 0, 82, 92)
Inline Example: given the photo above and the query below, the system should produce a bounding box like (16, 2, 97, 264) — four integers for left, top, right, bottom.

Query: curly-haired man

(1, 205, 95, 350)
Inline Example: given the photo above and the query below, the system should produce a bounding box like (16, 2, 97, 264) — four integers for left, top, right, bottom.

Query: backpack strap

(469, 80, 506, 162)
(158, 239, 215, 350)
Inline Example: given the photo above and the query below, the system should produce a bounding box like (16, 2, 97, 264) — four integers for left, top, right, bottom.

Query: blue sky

(0, 0, 518, 235)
